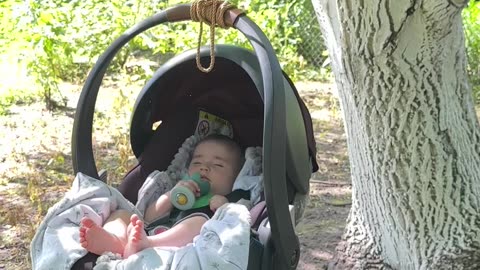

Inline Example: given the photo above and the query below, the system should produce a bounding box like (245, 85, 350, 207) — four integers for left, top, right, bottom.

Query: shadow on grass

(296, 88, 352, 269)
(297, 192, 351, 270)
(312, 118, 350, 182)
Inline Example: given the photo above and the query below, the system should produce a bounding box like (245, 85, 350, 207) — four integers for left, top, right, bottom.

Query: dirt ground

(295, 82, 351, 270)
(0, 80, 352, 270)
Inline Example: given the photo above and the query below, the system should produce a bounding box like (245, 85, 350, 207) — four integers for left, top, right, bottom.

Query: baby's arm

(144, 193, 173, 223)
(144, 180, 200, 223)
(209, 190, 250, 212)
(209, 195, 229, 212)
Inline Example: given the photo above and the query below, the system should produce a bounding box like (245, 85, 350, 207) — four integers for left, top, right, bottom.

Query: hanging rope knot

(190, 0, 236, 73)
(191, 0, 234, 28)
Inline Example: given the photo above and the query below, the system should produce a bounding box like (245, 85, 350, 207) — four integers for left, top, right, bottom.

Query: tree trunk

(311, 0, 480, 269)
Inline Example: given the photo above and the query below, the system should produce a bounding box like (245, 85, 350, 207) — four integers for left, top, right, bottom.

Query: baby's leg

(123, 214, 150, 257)
(79, 209, 131, 255)
(123, 214, 207, 257)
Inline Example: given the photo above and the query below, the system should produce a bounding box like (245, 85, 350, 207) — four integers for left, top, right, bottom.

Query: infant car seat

(71, 3, 318, 270)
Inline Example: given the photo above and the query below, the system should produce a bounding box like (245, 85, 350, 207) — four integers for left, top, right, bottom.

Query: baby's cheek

(187, 167, 196, 175)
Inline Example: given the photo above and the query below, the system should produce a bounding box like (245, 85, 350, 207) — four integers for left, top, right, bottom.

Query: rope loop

(190, 0, 235, 73)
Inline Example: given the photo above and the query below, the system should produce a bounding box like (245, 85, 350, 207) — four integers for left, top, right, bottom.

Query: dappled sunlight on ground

(295, 83, 351, 269)
(0, 78, 141, 268)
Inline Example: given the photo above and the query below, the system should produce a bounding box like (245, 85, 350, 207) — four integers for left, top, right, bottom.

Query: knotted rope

(190, 0, 235, 73)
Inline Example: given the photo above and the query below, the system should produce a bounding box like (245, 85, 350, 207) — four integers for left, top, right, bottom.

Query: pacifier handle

(171, 172, 211, 210)
(183, 172, 210, 195)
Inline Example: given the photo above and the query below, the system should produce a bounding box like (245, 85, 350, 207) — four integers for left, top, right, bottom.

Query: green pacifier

(170, 172, 213, 210)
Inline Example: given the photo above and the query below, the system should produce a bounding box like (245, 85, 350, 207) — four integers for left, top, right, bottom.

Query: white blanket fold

(94, 203, 251, 270)
(30, 172, 251, 270)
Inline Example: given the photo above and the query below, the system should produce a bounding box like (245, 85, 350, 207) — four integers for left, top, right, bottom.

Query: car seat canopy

(130, 46, 265, 158)
(129, 45, 318, 198)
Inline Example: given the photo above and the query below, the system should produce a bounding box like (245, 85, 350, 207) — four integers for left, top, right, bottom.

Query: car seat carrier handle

(233, 18, 300, 270)
(165, 2, 244, 27)
(72, 3, 299, 270)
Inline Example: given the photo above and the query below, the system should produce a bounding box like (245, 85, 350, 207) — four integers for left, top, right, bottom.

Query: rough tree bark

(311, 0, 480, 269)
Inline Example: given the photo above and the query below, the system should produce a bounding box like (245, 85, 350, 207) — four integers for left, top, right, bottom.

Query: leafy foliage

(2, 0, 325, 90)
(0, 89, 38, 115)
(0, 0, 479, 109)
(463, 0, 480, 103)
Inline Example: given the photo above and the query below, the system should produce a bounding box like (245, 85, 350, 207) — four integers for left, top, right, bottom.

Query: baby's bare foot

(123, 214, 151, 258)
(79, 217, 124, 256)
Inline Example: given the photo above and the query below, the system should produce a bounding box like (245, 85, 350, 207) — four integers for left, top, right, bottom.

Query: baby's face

(187, 141, 238, 196)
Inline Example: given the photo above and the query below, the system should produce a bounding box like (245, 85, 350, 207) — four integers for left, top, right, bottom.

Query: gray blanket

(30, 173, 251, 270)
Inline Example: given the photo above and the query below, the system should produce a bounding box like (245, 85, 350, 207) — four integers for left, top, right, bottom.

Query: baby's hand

(209, 195, 228, 212)
(172, 180, 201, 197)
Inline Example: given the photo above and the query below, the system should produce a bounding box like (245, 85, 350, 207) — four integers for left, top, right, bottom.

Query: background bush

(463, 0, 480, 103)
(0, 0, 479, 108)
